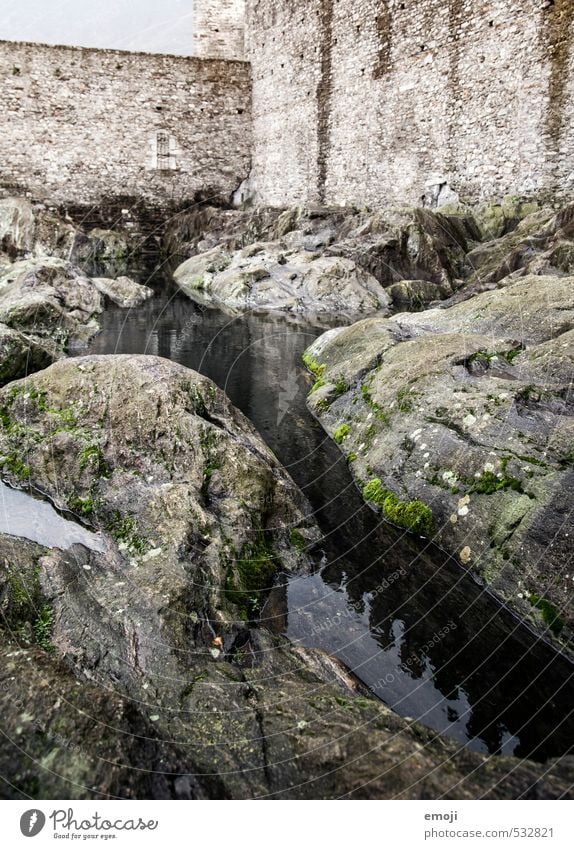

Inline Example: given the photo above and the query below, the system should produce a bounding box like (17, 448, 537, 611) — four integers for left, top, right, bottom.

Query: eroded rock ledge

(304, 274, 574, 653)
(1, 356, 572, 799)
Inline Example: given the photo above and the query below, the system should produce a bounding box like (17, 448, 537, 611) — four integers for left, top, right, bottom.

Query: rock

(325, 206, 481, 296)
(70, 228, 132, 275)
(473, 197, 541, 241)
(174, 241, 390, 317)
(92, 275, 153, 308)
(450, 205, 574, 304)
(1, 360, 573, 799)
(0, 197, 81, 260)
(0, 257, 103, 349)
(405, 274, 574, 344)
(0, 197, 36, 256)
(387, 278, 444, 309)
(0, 355, 319, 628)
(163, 205, 286, 259)
(0, 323, 56, 387)
(304, 274, 574, 653)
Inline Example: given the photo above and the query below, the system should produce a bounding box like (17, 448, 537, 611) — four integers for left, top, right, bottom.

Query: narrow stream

(0, 481, 105, 552)
(85, 274, 574, 763)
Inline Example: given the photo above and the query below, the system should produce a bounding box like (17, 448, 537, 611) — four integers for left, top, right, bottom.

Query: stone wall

(193, 0, 246, 60)
(0, 40, 251, 208)
(247, 0, 574, 208)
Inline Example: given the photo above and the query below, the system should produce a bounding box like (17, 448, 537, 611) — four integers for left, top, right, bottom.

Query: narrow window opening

(156, 131, 172, 171)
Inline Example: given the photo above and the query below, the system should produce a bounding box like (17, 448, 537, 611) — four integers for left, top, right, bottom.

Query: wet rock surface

(0, 199, 153, 381)
(2, 356, 573, 799)
(0, 258, 103, 349)
(174, 241, 390, 317)
(304, 274, 574, 654)
(92, 275, 153, 308)
(2, 195, 574, 799)
(0, 323, 56, 387)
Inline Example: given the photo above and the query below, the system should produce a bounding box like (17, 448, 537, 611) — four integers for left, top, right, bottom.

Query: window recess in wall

(154, 131, 177, 171)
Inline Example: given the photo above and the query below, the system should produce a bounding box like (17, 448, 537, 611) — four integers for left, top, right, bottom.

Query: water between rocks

(0, 481, 105, 553)
(84, 276, 574, 762)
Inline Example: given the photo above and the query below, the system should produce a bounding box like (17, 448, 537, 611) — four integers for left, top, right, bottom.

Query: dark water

(85, 275, 574, 762)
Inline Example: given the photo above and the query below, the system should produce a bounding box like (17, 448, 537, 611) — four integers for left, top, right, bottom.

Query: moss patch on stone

(225, 536, 277, 621)
(334, 423, 350, 444)
(528, 594, 564, 636)
(362, 478, 433, 536)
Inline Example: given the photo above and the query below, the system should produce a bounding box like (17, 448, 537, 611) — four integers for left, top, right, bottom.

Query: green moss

(3, 454, 31, 480)
(396, 387, 415, 413)
(7, 573, 31, 608)
(501, 348, 522, 363)
(347, 453, 358, 463)
(314, 398, 331, 413)
(528, 594, 564, 636)
(302, 352, 327, 379)
(360, 382, 390, 425)
(202, 461, 221, 493)
(362, 478, 433, 536)
(469, 470, 524, 495)
(107, 513, 148, 555)
(333, 377, 349, 397)
(225, 537, 277, 620)
(289, 528, 306, 551)
(79, 444, 109, 477)
(33, 604, 55, 652)
(68, 495, 95, 517)
(47, 405, 78, 428)
(334, 423, 350, 444)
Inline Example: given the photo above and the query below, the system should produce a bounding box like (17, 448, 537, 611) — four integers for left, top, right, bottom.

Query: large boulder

(2, 355, 573, 799)
(0, 355, 319, 626)
(0, 257, 103, 348)
(0, 197, 81, 260)
(449, 204, 574, 303)
(70, 228, 134, 276)
(0, 323, 56, 387)
(174, 241, 390, 317)
(92, 275, 153, 308)
(326, 206, 481, 300)
(304, 275, 574, 654)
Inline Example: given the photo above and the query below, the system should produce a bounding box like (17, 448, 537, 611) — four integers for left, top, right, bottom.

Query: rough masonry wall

(247, 0, 574, 208)
(193, 0, 245, 60)
(0, 41, 251, 207)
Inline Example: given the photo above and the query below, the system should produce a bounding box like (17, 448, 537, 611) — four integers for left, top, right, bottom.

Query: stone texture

(174, 240, 391, 316)
(247, 0, 574, 207)
(0, 257, 103, 348)
(0, 41, 251, 207)
(304, 274, 574, 654)
(0, 323, 56, 386)
(193, 0, 245, 60)
(1, 357, 573, 800)
(92, 276, 153, 308)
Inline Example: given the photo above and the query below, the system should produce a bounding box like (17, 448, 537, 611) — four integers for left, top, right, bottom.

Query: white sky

(0, 0, 195, 55)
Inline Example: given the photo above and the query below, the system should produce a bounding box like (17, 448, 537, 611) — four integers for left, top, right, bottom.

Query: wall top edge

(0, 38, 251, 67)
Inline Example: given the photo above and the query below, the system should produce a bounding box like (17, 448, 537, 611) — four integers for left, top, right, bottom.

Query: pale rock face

(0, 257, 103, 348)
(92, 275, 154, 308)
(174, 240, 391, 317)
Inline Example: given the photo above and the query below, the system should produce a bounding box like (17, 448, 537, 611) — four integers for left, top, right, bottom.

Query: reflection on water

(86, 276, 574, 761)
(0, 481, 105, 552)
